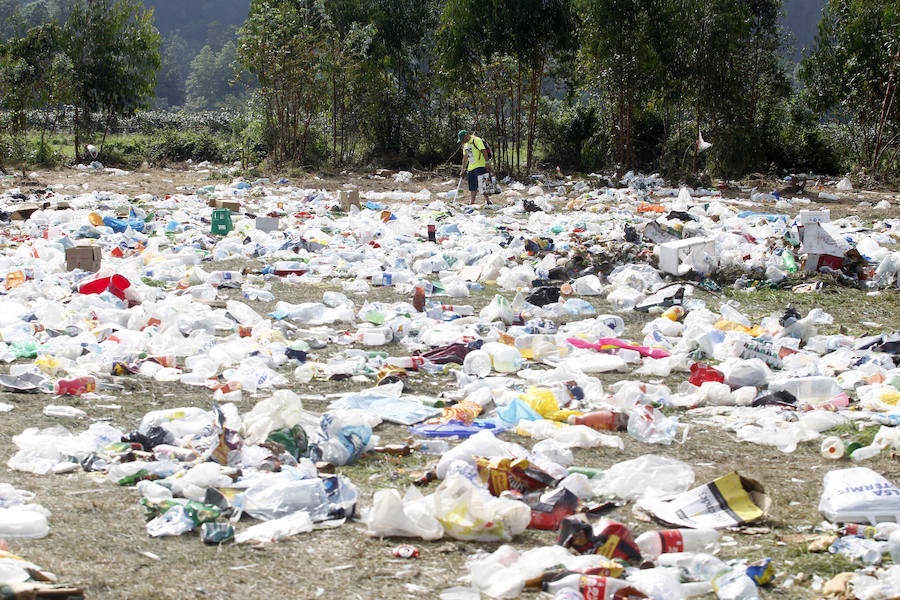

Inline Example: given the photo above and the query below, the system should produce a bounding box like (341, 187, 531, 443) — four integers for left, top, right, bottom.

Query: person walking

(458, 130, 493, 205)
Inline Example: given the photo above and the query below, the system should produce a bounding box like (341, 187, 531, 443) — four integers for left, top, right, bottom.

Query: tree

(239, 0, 329, 165)
(364, 0, 439, 156)
(63, 0, 161, 159)
(437, 0, 574, 172)
(0, 22, 66, 170)
(576, 0, 658, 174)
(185, 40, 248, 110)
(802, 0, 900, 176)
(319, 2, 373, 163)
(155, 33, 191, 108)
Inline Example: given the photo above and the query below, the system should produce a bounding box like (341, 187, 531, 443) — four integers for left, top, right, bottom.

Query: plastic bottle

(54, 376, 96, 396)
(820, 436, 845, 459)
(711, 568, 760, 600)
(386, 356, 425, 370)
(417, 439, 450, 455)
(482, 342, 524, 373)
(635, 528, 721, 560)
(207, 271, 242, 286)
(829, 536, 883, 564)
(458, 349, 492, 377)
(441, 304, 475, 316)
(739, 339, 784, 368)
(413, 286, 426, 312)
(851, 444, 881, 461)
(689, 363, 725, 386)
(357, 326, 392, 346)
(514, 334, 560, 360)
(567, 411, 628, 432)
(543, 575, 633, 598)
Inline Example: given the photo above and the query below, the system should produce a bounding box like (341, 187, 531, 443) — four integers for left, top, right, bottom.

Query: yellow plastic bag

(522, 387, 559, 418)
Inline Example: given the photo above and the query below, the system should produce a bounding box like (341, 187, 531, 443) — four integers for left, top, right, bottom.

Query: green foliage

(437, 0, 574, 172)
(148, 128, 231, 164)
(185, 40, 249, 111)
(538, 101, 606, 172)
(0, 0, 894, 181)
(154, 33, 191, 108)
(801, 0, 900, 176)
(64, 0, 161, 157)
(778, 92, 845, 174)
(238, 0, 329, 165)
(0, 22, 62, 135)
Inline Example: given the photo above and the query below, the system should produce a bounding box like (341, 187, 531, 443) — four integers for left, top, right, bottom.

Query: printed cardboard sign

(639, 472, 770, 529)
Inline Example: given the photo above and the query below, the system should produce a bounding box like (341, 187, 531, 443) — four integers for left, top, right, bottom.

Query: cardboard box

(66, 246, 101, 272)
(255, 216, 280, 232)
(9, 203, 39, 221)
(339, 190, 360, 212)
(216, 199, 241, 212)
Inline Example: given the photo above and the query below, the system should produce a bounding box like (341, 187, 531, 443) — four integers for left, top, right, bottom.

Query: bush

(148, 129, 233, 164)
(538, 101, 607, 172)
(778, 97, 845, 175)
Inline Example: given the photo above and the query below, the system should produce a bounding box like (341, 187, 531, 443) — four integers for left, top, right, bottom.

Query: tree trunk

(299, 95, 314, 165)
(74, 105, 81, 163)
(526, 54, 544, 172)
(872, 44, 900, 170)
(515, 59, 522, 173)
(100, 111, 113, 157)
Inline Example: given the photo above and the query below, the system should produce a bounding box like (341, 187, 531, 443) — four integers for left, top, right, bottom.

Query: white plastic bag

(242, 390, 305, 445)
(432, 474, 530, 542)
(819, 467, 900, 524)
(366, 487, 444, 540)
(235, 510, 313, 544)
(480, 294, 514, 324)
(721, 357, 770, 388)
(592, 455, 695, 501)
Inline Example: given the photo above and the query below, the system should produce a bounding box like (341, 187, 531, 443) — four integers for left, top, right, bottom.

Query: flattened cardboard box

(66, 246, 101, 272)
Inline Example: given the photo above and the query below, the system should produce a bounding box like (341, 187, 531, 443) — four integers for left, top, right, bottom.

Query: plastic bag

(627, 404, 679, 445)
(516, 420, 624, 449)
(235, 510, 314, 544)
(432, 474, 531, 541)
(480, 294, 514, 325)
(242, 391, 305, 445)
(436, 430, 527, 479)
(308, 409, 379, 466)
(366, 487, 444, 540)
(721, 358, 770, 388)
(592, 455, 695, 501)
(819, 467, 900, 524)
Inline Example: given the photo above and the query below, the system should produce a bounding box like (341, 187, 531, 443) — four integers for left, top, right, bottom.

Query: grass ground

(0, 166, 898, 599)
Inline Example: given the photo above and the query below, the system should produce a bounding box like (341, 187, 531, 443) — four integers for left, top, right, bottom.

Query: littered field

(0, 164, 899, 600)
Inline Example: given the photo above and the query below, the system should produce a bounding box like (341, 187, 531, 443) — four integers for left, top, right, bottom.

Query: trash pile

(1, 169, 900, 598)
